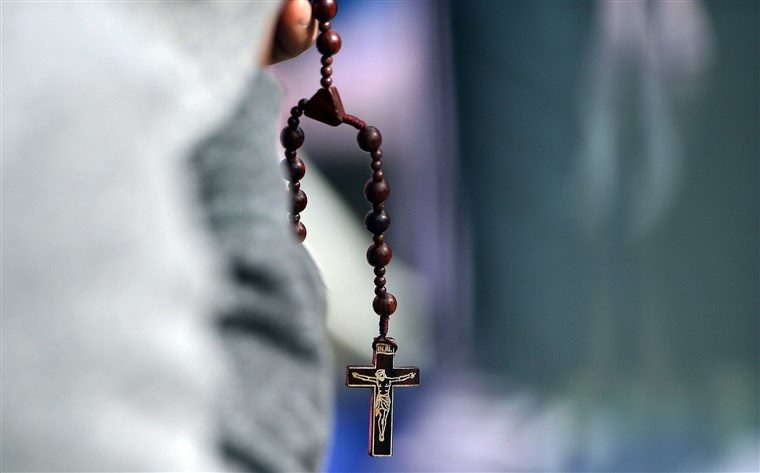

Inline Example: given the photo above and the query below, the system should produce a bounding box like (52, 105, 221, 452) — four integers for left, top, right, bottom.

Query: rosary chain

(280, 99, 309, 242)
(358, 126, 397, 338)
(280, 0, 397, 339)
(315, 0, 340, 89)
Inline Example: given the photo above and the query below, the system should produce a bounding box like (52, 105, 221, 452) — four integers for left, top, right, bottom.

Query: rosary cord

(358, 126, 397, 338)
(280, 99, 309, 242)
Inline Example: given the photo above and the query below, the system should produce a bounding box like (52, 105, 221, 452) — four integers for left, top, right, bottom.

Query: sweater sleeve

(189, 71, 332, 472)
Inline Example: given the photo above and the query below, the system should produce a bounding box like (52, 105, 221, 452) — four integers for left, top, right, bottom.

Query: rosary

(278, 0, 419, 457)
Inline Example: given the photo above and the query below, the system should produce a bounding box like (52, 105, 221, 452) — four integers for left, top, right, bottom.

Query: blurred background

(272, 1, 759, 471)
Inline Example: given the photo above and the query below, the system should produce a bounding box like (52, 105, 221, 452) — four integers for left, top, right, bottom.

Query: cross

(345, 339, 419, 456)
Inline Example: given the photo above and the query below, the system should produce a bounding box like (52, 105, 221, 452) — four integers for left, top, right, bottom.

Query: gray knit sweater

(190, 72, 331, 472)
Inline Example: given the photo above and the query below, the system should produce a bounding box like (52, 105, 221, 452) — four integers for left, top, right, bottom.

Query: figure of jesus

(351, 369, 417, 441)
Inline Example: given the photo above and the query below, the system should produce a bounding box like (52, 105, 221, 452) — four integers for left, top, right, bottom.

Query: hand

(266, 0, 318, 65)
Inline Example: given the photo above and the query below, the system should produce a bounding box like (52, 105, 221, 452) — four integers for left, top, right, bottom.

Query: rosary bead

(280, 126, 304, 150)
(290, 106, 302, 117)
(374, 276, 386, 287)
(374, 267, 386, 277)
(372, 170, 384, 182)
(370, 161, 382, 171)
(285, 150, 297, 159)
(319, 21, 332, 32)
(373, 293, 398, 316)
(367, 242, 393, 266)
(317, 30, 342, 56)
(364, 179, 390, 203)
(294, 222, 307, 242)
(365, 209, 391, 234)
(293, 189, 308, 213)
(320, 77, 333, 88)
(291, 213, 300, 223)
(298, 98, 308, 110)
(374, 286, 387, 297)
(320, 66, 333, 77)
(357, 126, 382, 151)
(282, 157, 306, 181)
(321, 56, 333, 66)
(313, 0, 337, 22)
(371, 149, 383, 161)
(288, 116, 300, 128)
(289, 181, 301, 192)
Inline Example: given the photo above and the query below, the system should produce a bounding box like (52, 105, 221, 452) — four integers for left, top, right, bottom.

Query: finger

(269, 0, 318, 65)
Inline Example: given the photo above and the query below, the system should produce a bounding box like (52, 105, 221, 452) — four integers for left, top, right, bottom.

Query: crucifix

(279, 0, 420, 456)
(346, 339, 419, 456)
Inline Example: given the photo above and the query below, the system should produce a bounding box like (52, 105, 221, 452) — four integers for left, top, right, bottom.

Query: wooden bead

(282, 157, 306, 181)
(374, 267, 386, 277)
(320, 77, 333, 88)
(290, 106, 302, 117)
(293, 189, 307, 213)
(367, 242, 392, 266)
(374, 286, 387, 297)
(317, 30, 341, 56)
(320, 66, 333, 77)
(374, 276, 386, 286)
(313, 0, 338, 22)
(289, 181, 300, 191)
(357, 126, 382, 151)
(371, 150, 383, 160)
(280, 126, 304, 150)
(287, 116, 299, 128)
(319, 21, 332, 32)
(373, 293, 397, 316)
(365, 210, 390, 234)
(294, 222, 306, 242)
(364, 179, 390, 203)
(321, 56, 333, 66)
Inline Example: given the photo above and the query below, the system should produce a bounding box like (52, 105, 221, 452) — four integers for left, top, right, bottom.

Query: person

(350, 369, 417, 441)
(2, 1, 331, 471)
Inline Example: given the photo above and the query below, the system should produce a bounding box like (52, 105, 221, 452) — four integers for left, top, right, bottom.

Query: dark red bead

(317, 30, 341, 56)
(282, 157, 306, 181)
(287, 116, 299, 128)
(357, 126, 382, 151)
(373, 293, 397, 316)
(298, 98, 308, 109)
(320, 66, 333, 77)
(320, 77, 333, 88)
(289, 181, 300, 192)
(370, 161, 382, 171)
(321, 56, 333, 66)
(374, 267, 386, 277)
(319, 21, 332, 32)
(280, 158, 306, 181)
(313, 0, 338, 22)
(367, 242, 392, 266)
(280, 126, 304, 150)
(371, 150, 383, 160)
(293, 189, 307, 213)
(290, 106, 302, 117)
(374, 286, 387, 297)
(365, 210, 390, 234)
(372, 170, 384, 182)
(374, 276, 386, 286)
(364, 179, 390, 203)
(294, 222, 306, 242)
